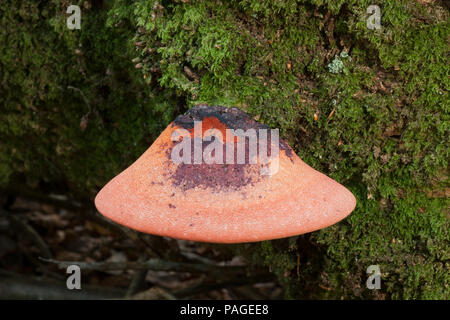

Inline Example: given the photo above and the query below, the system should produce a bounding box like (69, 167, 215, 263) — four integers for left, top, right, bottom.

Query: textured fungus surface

(95, 105, 356, 243)
(170, 157, 265, 192)
(170, 105, 283, 191)
(173, 105, 294, 159)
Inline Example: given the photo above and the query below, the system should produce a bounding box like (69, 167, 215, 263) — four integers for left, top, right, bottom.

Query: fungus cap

(95, 105, 356, 243)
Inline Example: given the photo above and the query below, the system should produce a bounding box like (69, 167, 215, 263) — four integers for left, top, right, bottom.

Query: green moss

(1, 0, 448, 299)
(119, 0, 450, 299)
(0, 0, 178, 196)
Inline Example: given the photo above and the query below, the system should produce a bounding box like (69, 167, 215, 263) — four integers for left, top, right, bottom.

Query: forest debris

(383, 124, 401, 137)
(6, 213, 52, 259)
(80, 114, 89, 131)
(327, 108, 335, 123)
(40, 257, 249, 277)
(0, 271, 125, 299)
(128, 287, 176, 300)
(286, 62, 292, 71)
(183, 66, 198, 82)
(318, 284, 332, 291)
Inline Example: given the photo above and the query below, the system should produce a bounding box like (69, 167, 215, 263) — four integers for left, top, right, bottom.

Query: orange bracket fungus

(95, 105, 356, 243)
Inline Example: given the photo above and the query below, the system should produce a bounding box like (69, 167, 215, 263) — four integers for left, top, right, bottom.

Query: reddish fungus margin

(94, 104, 357, 243)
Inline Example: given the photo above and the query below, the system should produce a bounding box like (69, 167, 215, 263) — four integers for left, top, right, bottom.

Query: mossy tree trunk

(1, 0, 448, 299)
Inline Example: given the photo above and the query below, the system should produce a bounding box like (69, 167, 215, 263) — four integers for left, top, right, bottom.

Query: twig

(125, 253, 149, 298)
(127, 287, 176, 300)
(0, 187, 83, 211)
(173, 275, 275, 298)
(4, 210, 52, 259)
(82, 208, 153, 253)
(0, 187, 172, 259)
(326, 108, 335, 124)
(67, 86, 91, 113)
(0, 270, 125, 300)
(230, 286, 268, 300)
(40, 257, 248, 277)
(87, 210, 174, 259)
(179, 251, 218, 265)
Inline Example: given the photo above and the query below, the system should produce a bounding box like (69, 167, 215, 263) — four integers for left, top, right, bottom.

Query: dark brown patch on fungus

(168, 105, 295, 192)
(169, 137, 265, 191)
(173, 105, 294, 159)
(173, 105, 269, 131)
